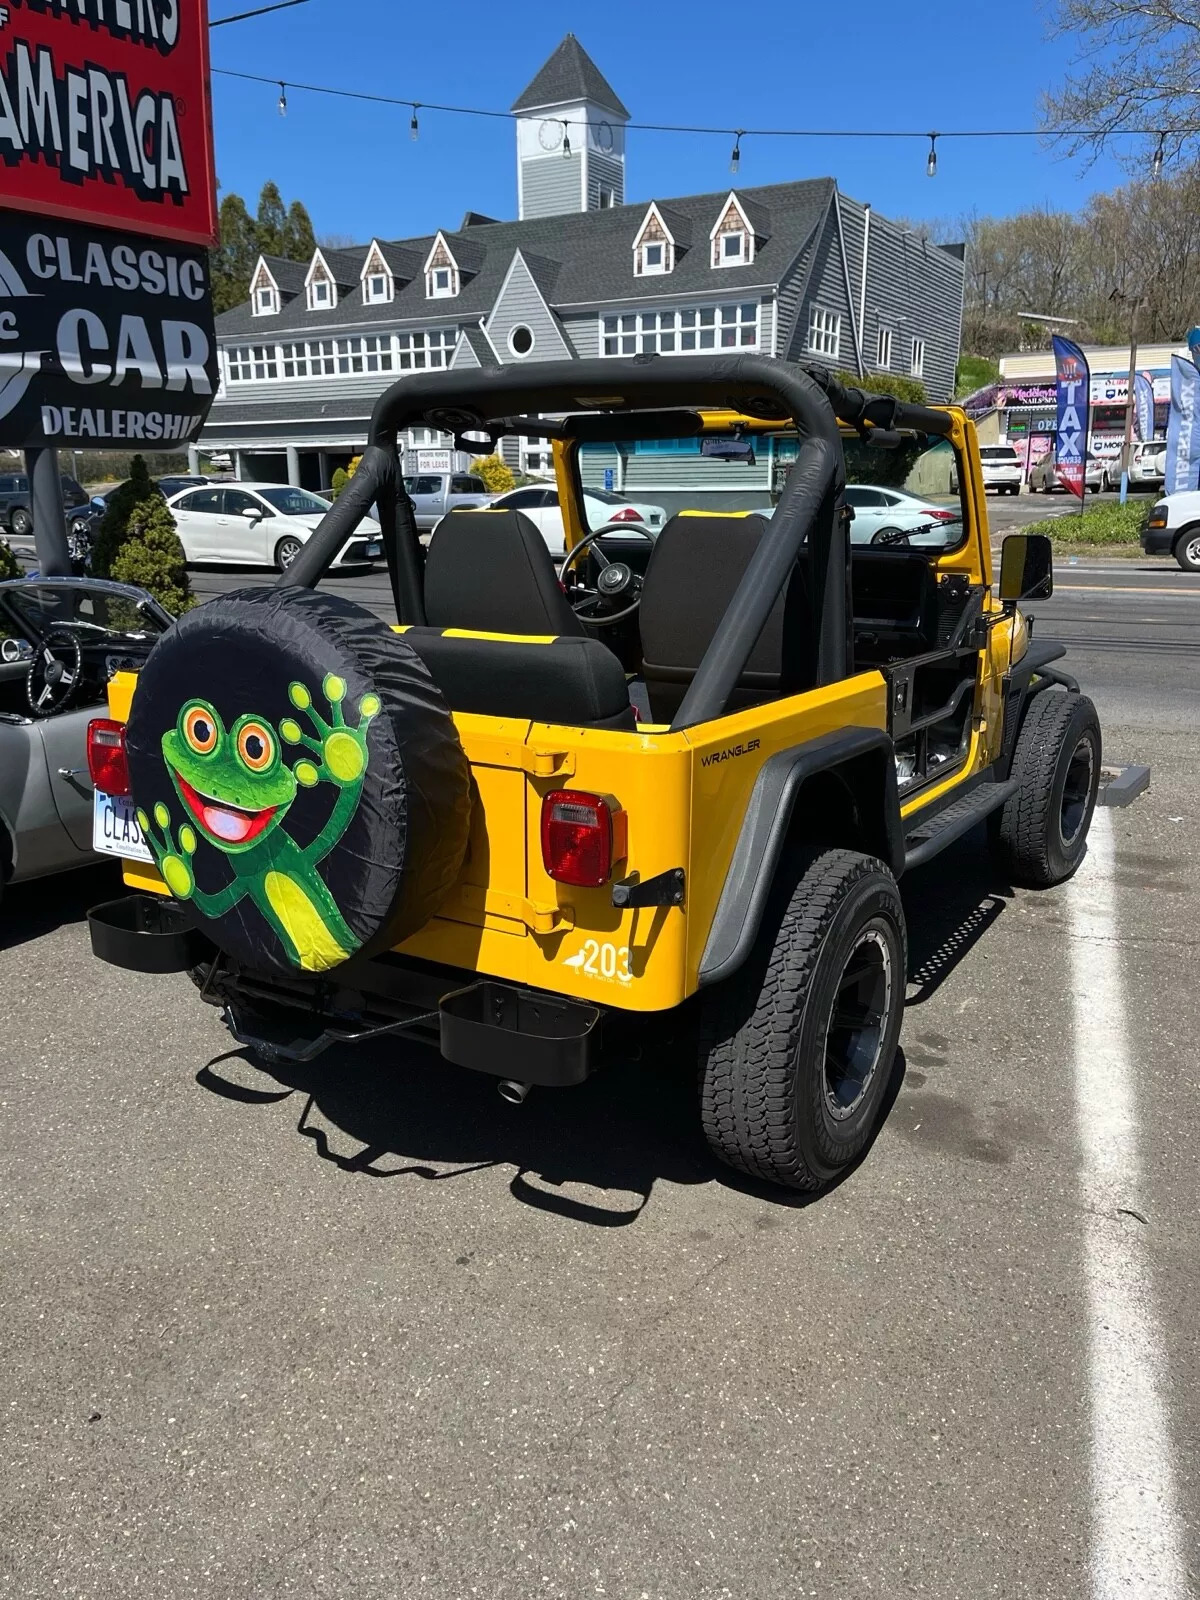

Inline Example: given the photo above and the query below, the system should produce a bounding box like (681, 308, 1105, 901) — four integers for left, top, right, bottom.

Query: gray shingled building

(201, 35, 965, 493)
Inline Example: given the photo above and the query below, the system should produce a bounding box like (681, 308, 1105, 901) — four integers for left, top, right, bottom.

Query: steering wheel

(26, 630, 82, 718)
(561, 523, 657, 627)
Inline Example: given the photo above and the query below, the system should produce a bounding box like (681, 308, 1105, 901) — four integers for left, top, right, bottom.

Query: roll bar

(282, 355, 951, 727)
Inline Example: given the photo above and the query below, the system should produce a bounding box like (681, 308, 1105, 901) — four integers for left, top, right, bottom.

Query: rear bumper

(88, 895, 603, 1084)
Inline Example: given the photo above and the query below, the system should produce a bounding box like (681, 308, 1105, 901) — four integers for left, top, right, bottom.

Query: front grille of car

(342, 539, 372, 563)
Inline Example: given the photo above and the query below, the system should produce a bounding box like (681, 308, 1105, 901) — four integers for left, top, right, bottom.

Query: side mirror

(999, 533, 1053, 603)
(91, 496, 106, 512)
(240, 507, 261, 523)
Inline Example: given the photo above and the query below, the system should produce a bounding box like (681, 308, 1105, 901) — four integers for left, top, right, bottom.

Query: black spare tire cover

(125, 586, 471, 975)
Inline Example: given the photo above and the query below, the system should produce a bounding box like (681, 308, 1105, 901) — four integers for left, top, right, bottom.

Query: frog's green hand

(279, 675, 380, 864)
(137, 802, 248, 918)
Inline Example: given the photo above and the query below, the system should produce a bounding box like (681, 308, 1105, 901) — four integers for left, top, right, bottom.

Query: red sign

(0, 0, 217, 247)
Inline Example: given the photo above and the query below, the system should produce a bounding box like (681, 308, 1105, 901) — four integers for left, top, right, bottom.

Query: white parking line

(1067, 808, 1187, 1599)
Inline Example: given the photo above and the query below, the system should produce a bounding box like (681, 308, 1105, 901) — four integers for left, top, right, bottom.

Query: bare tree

(1043, 0, 1200, 163)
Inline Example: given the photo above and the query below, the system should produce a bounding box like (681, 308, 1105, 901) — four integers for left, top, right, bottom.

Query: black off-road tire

(992, 690, 1101, 887)
(698, 848, 907, 1192)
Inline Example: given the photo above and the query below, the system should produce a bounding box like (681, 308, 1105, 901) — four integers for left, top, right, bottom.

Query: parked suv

(978, 444, 1022, 495)
(403, 472, 494, 530)
(1129, 441, 1167, 490)
(0, 471, 92, 537)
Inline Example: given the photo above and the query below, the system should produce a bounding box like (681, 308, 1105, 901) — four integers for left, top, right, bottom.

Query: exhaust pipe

(497, 1079, 532, 1106)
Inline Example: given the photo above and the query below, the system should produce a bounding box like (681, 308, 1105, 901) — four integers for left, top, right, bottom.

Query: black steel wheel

(698, 848, 907, 1191)
(992, 690, 1101, 887)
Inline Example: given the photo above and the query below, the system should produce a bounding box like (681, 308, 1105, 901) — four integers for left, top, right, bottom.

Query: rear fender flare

(697, 727, 902, 987)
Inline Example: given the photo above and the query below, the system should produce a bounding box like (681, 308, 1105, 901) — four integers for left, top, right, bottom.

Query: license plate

(93, 790, 152, 862)
(365, 540, 382, 557)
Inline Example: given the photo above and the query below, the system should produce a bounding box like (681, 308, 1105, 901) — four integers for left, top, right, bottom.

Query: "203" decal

(563, 940, 632, 983)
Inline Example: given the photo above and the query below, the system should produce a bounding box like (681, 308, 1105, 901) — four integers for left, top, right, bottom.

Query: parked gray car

(0, 576, 170, 904)
(403, 471, 495, 530)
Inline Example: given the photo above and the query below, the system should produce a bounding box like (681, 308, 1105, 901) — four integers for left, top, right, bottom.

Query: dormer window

(638, 240, 670, 276)
(360, 242, 396, 306)
(710, 194, 758, 269)
(365, 273, 390, 304)
(632, 204, 676, 278)
(312, 279, 330, 306)
(429, 265, 457, 298)
(304, 251, 339, 313)
(255, 285, 277, 315)
(424, 233, 461, 300)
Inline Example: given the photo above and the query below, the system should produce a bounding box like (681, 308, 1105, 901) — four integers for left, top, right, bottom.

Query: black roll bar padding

(670, 433, 842, 731)
(281, 440, 427, 624)
(800, 363, 954, 439)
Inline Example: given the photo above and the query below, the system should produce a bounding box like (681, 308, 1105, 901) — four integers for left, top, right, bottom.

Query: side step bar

(903, 779, 1018, 872)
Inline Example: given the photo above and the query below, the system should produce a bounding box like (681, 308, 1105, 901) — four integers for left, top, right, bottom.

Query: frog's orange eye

(183, 705, 218, 754)
(237, 720, 275, 771)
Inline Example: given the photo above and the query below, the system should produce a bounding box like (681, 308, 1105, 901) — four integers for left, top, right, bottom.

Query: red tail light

(608, 507, 643, 522)
(540, 790, 627, 887)
(87, 719, 131, 797)
(927, 508, 959, 521)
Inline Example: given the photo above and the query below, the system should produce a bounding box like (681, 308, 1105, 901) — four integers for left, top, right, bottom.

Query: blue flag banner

(1052, 335, 1090, 501)
(1134, 371, 1155, 443)
(1187, 327, 1200, 369)
(1165, 355, 1200, 495)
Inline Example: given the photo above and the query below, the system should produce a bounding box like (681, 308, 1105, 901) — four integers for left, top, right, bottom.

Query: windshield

(3, 582, 168, 640)
(256, 487, 332, 516)
(980, 447, 1019, 461)
(576, 428, 965, 552)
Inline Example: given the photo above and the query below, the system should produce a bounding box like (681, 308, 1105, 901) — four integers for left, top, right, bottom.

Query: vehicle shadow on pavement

(0, 862, 124, 953)
(900, 828, 1013, 1007)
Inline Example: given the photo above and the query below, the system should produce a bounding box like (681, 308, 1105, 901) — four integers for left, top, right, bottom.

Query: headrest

(424, 510, 583, 637)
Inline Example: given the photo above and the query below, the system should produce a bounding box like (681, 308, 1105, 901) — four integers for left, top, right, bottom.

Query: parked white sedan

(165, 483, 381, 572)
(844, 484, 964, 547)
(481, 485, 666, 556)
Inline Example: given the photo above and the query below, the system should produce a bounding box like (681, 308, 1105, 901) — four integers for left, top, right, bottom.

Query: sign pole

(1119, 301, 1140, 505)
(25, 446, 71, 577)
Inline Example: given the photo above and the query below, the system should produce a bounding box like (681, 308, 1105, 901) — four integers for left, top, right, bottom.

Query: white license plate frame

(92, 790, 153, 863)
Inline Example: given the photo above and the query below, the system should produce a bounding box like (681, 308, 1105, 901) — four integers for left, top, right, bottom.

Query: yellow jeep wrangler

(87, 357, 1100, 1191)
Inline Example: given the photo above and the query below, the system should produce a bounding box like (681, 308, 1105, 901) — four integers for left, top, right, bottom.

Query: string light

(410, 103, 419, 141)
(562, 121, 572, 159)
(1152, 131, 1165, 178)
(730, 130, 743, 174)
(211, 67, 1187, 161)
(926, 133, 937, 177)
(277, 81, 287, 116)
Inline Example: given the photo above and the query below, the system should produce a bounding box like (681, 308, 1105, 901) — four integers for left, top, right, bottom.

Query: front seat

(409, 508, 636, 730)
(638, 512, 815, 724)
(424, 509, 584, 635)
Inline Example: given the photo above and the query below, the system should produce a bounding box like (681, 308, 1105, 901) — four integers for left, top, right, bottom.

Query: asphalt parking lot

(3, 534, 1198, 1597)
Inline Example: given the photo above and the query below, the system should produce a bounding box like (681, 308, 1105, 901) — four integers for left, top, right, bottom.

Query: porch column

(286, 445, 301, 486)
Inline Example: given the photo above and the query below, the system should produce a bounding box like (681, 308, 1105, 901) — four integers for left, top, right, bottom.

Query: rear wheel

(1174, 528, 1200, 572)
(274, 535, 303, 572)
(992, 691, 1101, 887)
(10, 507, 31, 537)
(698, 848, 906, 1191)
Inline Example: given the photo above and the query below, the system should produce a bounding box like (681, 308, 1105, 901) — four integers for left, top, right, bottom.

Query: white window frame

(806, 305, 842, 360)
(636, 240, 671, 277)
(308, 276, 333, 311)
(598, 184, 615, 209)
(600, 302, 760, 357)
(364, 272, 392, 305)
(508, 324, 536, 358)
(227, 329, 457, 384)
(910, 337, 925, 378)
(715, 230, 747, 268)
(428, 265, 458, 299)
(876, 326, 892, 369)
(253, 285, 277, 316)
(225, 344, 280, 383)
(394, 327, 457, 370)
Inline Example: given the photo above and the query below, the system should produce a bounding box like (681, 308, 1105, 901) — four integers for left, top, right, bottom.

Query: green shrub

(955, 355, 1000, 399)
(1023, 500, 1149, 546)
(92, 459, 192, 615)
(839, 368, 929, 406)
(469, 454, 515, 494)
(0, 534, 19, 580)
(330, 467, 349, 499)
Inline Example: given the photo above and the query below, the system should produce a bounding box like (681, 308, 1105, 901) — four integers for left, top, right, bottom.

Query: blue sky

(208, 0, 1134, 244)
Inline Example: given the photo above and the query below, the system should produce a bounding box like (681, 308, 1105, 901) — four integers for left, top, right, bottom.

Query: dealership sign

(0, 0, 216, 247)
(0, 210, 216, 446)
(1052, 335, 1091, 502)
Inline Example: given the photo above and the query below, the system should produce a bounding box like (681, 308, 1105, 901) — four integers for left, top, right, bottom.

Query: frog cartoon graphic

(139, 675, 379, 971)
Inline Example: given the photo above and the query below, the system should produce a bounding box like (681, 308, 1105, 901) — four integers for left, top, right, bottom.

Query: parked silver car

(1028, 449, 1104, 494)
(0, 576, 170, 904)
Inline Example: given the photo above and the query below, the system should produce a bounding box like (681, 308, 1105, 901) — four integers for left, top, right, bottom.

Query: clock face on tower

(595, 121, 614, 153)
(538, 119, 564, 152)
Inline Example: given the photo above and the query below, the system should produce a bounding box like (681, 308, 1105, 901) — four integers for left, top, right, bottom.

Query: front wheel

(698, 849, 907, 1191)
(1174, 528, 1200, 572)
(992, 691, 1101, 887)
(10, 507, 32, 537)
(274, 535, 303, 572)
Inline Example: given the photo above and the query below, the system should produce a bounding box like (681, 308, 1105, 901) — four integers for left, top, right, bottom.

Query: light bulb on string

(1152, 131, 1165, 178)
(410, 104, 419, 141)
(277, 81, 287, 116)
(562, 121, 572, 159)
(730, 131, 743, 175)
(926, 134, 937, 177)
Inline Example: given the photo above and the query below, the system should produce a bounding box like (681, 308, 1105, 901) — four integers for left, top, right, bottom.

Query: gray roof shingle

(510, 35, 630, 119)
